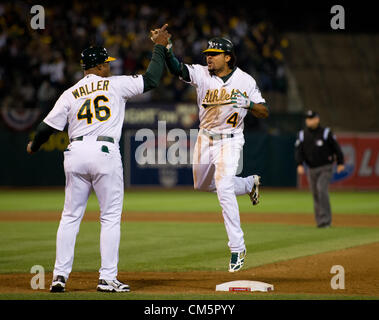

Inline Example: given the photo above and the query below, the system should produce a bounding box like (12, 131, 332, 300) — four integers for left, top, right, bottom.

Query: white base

(216, 280, 274, 292)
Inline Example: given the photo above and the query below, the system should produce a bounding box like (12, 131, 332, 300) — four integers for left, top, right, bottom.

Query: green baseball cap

(80, 46, 116, 70)
(203, 37, 234, 54)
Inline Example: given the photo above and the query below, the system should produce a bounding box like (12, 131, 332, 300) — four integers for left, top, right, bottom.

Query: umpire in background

(295, 110, 345, 228)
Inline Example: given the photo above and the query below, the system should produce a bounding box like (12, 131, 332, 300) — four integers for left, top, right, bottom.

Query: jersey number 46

(77, 95, 111, 124)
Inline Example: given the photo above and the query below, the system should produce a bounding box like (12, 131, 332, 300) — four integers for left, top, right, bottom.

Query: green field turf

(1, 189, 378, 300)
(1, 221, 379, 274)
(1, 189, 378, 214)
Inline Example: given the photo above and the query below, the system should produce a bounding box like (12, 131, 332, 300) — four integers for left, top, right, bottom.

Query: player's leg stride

(96, 279, 130, 292)
(249, 175, 261, 206)
(229, 249, 247, 272)
(50, 275, 66, 293)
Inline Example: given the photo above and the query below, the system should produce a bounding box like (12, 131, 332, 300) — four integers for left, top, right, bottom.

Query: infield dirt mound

(1, 242, 378, 297)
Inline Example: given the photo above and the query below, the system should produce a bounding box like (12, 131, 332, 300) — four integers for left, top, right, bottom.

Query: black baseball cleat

(96, 279, 130, 292)
(50, 275, 66, 293)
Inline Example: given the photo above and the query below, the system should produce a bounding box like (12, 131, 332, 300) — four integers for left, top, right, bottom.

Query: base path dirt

(1, 242, 379, 297)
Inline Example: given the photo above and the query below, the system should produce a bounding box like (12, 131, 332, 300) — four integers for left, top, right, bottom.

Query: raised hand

(150, 24, 172, 49)
(150, 28, 160, 42)
(150, 24, 171, 47)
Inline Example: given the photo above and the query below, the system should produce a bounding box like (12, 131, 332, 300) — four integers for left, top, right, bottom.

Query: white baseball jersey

(184, 64, 265, 255)
(44, 73, 144, 142)
(183, 64, 265, 134)
(49, 73, 144, 281)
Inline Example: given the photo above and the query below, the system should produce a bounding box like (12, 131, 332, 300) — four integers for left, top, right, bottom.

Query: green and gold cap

(203, 37, 234, 54)
(80, 46, 116, 70)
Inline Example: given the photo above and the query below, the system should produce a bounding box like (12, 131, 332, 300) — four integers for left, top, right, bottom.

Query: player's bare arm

(251, 103, 269, 118)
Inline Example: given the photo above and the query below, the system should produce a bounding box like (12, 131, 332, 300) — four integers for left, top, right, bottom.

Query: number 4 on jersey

(226, 112, 239, 127)
(77, 95, 110, 124)
(77, 99, 93, 124)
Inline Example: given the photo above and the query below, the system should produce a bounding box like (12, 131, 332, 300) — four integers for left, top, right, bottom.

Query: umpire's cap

(305, 110, 320, 118)
(203, 37, 234, 54)
(80, 46, 116, 70)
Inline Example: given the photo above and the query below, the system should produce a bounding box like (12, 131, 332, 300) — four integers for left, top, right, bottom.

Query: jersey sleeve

(181, 64, 204, 87)
(43, 92, 70, 131)
(248, 78, 266, 104)
(114, 75, 144, 99)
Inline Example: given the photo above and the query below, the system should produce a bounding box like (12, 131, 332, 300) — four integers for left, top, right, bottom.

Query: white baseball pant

(53, 136, 124, 281)
(193, 130, 254, 252)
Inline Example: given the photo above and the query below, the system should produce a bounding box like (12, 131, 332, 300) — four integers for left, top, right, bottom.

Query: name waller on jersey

(72, 80, 110, 99)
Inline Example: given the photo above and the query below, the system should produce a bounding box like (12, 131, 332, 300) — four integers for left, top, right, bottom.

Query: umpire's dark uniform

(295, 111, 344, 228)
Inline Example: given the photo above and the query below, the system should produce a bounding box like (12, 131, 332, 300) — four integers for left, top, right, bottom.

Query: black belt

(70, 136, 114, 143)
(202, 130, 234, 141)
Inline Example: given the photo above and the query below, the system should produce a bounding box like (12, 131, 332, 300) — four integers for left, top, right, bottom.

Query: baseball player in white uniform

(27, 25, 171, 292)
(151, 34, 269, 272)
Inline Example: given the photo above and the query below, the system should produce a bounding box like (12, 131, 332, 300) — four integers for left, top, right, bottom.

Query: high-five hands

(150, 24, 172, 49)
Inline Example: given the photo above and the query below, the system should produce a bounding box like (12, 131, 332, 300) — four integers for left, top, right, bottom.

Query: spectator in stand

(0, 1, 288, 117)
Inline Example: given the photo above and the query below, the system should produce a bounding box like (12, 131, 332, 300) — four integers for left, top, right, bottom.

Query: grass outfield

(0, 189, 379, 214)
(1, 222, 379, 274)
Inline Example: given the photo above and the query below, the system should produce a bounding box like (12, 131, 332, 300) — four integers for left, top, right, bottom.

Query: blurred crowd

(0, 0, 288, 117)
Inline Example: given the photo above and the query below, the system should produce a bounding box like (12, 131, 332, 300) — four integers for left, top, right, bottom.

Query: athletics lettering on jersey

(72, 80, 109, 99)
(183, 64, 265, 133)
(202, 88, 247, 108)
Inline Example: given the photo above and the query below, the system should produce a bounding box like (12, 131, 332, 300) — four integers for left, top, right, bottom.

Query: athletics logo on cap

(203, 37, 234, 54)
(80, 46, 116, 70)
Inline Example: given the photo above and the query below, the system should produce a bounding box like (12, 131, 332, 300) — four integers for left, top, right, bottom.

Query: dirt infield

(1, 242, 378, 296)
(1, 211, 379, 227)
